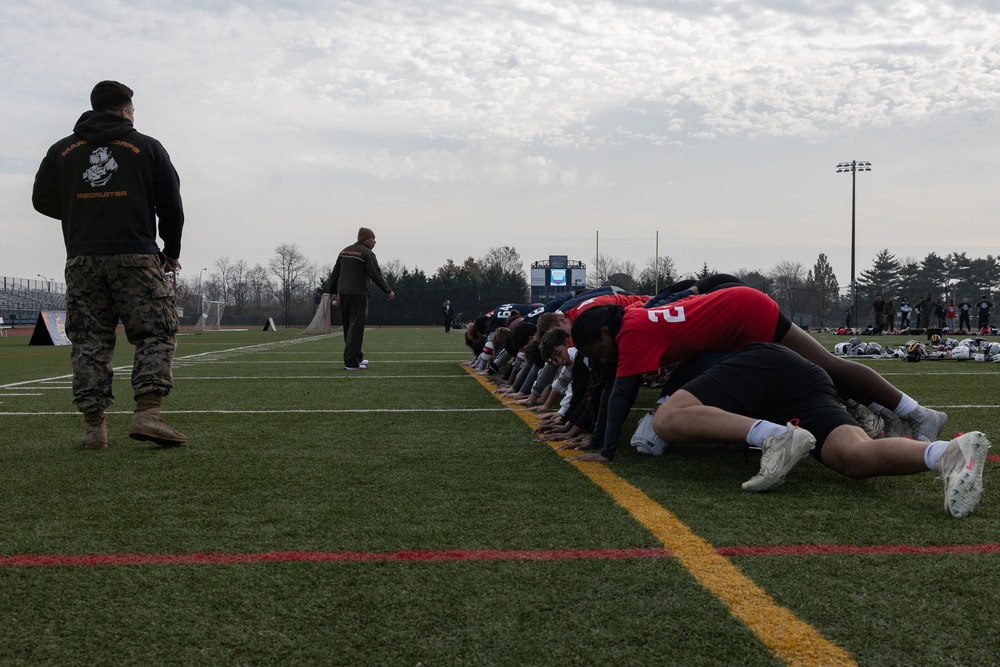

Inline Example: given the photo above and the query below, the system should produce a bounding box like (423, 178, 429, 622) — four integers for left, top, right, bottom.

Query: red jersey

(562, 293, 649, 322)
(615, 286, 780, 377)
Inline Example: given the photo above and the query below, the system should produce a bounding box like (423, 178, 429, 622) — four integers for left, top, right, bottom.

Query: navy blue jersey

(551, 286, 629, 314)
(488, 303, 545, 331)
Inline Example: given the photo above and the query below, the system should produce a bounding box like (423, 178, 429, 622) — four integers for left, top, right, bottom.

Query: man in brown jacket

(330, 227, 395, 370)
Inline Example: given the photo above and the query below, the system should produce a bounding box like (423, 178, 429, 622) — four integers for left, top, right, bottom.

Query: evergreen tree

(806, 253, 839, 326)
(733, 268, 769, 294)
(916, 252, 949, 299)
(944, 252, 974, 302)
(969, 255, 1000, 295)
(857, 249, 900, 303)
(636, 256, 677, 295)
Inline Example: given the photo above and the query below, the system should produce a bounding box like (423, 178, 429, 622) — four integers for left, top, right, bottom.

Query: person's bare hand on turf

(556, 440, 591, 450)
(567, 452, 609, 462)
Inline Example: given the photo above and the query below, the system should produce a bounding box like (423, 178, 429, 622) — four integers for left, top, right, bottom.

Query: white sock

(894, 394, 919, 418)
(746, 420, 787, 448)
(924, 441, 950, 471)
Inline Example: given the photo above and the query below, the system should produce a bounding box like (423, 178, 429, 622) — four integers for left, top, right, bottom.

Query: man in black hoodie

(32, 80, 187, 450)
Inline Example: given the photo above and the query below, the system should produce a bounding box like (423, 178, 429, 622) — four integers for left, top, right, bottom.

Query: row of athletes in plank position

(461, 275, 991, 518)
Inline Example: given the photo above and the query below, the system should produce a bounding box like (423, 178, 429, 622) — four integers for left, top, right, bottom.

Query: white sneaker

(742, 424, 816, 492)
(846, 400, 884, 438)
(939, 432, 991, 517)
(907, 407, 948, 443)
(630, 412, 669, 457)
(881, 411, 909, 439)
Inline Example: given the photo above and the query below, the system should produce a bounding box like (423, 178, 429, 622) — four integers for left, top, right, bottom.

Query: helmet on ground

(950, 346, 972, 360)
(905, 341, 925, 362)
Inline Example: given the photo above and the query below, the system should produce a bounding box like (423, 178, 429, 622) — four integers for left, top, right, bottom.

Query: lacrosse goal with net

(301, 293, 332, 335)
(197, 301, 226, 331)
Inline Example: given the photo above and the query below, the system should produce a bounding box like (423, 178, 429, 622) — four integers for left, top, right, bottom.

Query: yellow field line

(467, 369, 855, 667)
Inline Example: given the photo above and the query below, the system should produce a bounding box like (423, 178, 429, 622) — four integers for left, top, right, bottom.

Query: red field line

(3, 543, 999, 567)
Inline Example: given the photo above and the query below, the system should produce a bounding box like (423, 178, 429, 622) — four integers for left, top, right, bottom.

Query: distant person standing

(959, 296, 973, 333)
(442, 299, 453, 333)
(918, 293, 934, 329)
(945, 299, 958, 331)
(31, 80, 187, 449)
(885, 296, 896, 331)
(330, 227, 395, 370)
(871, 294, 885, 330)
(899, 296, 912, 329)
(977, 294, 993, 331)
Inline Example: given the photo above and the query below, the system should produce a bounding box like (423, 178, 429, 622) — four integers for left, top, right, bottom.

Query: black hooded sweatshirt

(32, 110, 184, 259)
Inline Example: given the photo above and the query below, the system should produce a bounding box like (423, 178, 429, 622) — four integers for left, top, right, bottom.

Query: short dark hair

(91, 80, 133, 112)
(571, 305, 625, 350)
(504, 322, 537, 356)
(523, 340, 544, 367)
(540, 328, 570, 361)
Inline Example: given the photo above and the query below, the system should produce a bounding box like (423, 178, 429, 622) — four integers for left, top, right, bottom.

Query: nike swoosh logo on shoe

(765, 456, 784, 475)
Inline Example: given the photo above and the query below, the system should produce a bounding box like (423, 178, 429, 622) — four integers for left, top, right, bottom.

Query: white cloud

(2, 0, 999, 286)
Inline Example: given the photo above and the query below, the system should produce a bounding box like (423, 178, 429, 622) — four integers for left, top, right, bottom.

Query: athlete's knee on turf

(819, 427, 877, 479)
(653, 392, 698, 440)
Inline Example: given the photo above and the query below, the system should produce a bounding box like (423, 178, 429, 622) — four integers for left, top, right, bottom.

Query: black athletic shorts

(679, 342, 857, 458)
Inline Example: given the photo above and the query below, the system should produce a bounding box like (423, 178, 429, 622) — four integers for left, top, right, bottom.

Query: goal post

(302, 293, 332, 335)
(197, 301, 226, 331)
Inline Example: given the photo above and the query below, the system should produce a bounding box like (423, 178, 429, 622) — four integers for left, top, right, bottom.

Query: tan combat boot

(81, 411, 108, 450)
(129, 395, 187, 446)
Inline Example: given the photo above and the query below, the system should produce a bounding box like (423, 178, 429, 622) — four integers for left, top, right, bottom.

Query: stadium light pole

(37, 274, 51, 291)
(835, 160, 871, 328)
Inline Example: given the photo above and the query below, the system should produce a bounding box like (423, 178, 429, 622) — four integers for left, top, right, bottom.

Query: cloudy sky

(3, 0, 999, 294)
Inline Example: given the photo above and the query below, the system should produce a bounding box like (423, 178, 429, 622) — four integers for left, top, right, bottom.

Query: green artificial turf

(1, 328, 998, 665)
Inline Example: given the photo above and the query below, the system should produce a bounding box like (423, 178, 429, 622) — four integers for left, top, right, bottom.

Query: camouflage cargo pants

(65, 254, 179, 414)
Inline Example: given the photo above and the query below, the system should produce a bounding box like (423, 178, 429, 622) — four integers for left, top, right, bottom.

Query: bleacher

(1, 276, 67, 328)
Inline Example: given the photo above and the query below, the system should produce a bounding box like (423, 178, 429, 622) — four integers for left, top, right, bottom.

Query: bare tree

(203, 276, 223, 302)
(589, 254, 612, 286)
(269, 244, 310, 325)
(174, 275, 198, 314)
(590, 254, 636, 287)
(229, 259, 250, 316)
(637, 255, 676, 294)
(479, 246, 525, 282)
(248, 263, 272, 309)
(213, 256, 235, 304)
(769, 261, 807, 320)
(733, 268, 769, 293)
(381, 258, 404, 285)
(605, 258, 639, 290)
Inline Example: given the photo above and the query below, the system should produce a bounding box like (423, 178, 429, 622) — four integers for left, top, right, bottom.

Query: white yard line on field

(0, 407, 529, 416)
